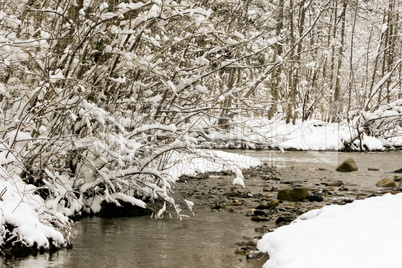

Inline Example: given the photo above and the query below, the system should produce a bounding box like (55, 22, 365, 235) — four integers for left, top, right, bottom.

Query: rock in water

(251, 216, 270, 222)
(393, 168, 402, 173)
(277, 188, 309, 201)
(269, 199, 280, 207)
(336, 158, 358, 172)
(376, 178, 396, 188)
(275, 215, 296, 226)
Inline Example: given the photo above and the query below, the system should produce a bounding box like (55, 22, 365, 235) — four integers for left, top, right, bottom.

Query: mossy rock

(376, 178, 396, 188)
(277, 188, 309, 201)
(336, 158, 358, 172)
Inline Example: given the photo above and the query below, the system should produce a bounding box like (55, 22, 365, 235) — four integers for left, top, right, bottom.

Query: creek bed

(2, 150, 401, 267)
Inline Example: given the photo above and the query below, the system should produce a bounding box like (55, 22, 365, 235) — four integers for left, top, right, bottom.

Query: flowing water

(2, 211, 265, 268)
(233, 150, 402, 191)
(2, 151, 401, 268)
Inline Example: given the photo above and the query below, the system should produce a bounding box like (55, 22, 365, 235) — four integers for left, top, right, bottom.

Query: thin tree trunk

(333, 0, 347, 122)
(268, 0, 284, 120)
(348, 0, 358, 121)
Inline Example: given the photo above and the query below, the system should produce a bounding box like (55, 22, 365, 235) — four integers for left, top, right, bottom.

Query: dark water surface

(2, 210, 264, 268)
(2, 150, 401, 268)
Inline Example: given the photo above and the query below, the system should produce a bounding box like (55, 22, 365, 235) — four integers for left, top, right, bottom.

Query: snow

(184, 199, 194, 212)
(195, 116, 401, 151)
(112, 192, 146, 208)
(258, 193, 402, 268)
(166, 150, 260, 181)
(99, 3, 109, 12)
(0, 175, 68, 249)
(49, 70, 65, 83)
(278, 121, 344, 150)
(233, 167, 245, 188)
(360, 135, 384, 150)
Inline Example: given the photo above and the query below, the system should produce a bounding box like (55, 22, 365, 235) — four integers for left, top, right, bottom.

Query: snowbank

(167, 150, 261, 187)
(0, 132, 70, 253)
(258, 193, 402, 268)
(195, 118, 400, 151)
(0, 173, 70, 251)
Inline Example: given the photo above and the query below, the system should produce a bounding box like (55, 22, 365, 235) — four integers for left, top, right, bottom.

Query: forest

(0, 0, 401, 254)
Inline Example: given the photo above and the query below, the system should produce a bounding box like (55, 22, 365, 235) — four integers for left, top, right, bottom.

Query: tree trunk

(333, 0, 347, 122)
(268, 0, 284, 120)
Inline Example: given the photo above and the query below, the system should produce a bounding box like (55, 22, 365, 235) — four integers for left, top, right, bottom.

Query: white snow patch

(167, 150, 260, 183)
(258, 193, 402, 268)
(112, 192, 146, 208)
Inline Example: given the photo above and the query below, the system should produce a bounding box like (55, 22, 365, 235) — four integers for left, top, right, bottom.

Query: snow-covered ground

(258, 193, 402, 268)
(200, 117, 402, 150)
(195, 101, 402, 151)
(0, 134, 71, 251)
(0, 177, 70, 249)
(167, 150, 260, 187)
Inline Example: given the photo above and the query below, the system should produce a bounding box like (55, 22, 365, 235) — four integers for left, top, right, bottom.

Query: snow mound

(0, 178, 70, 250)
(258, 193, 402, 268)
(167, 150, 260, 180)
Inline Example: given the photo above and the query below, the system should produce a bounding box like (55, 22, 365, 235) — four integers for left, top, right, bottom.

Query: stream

(2, 150, 401, 268)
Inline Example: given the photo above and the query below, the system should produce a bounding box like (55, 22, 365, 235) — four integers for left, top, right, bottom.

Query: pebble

(176, 163, 389, 263)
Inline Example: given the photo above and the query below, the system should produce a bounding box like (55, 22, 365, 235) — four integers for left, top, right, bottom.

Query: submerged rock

(393, 168, 402, 173)
(277, 188, 309, 201)
(246, 250, 266, 260)
(251, 216, 270, 222)
(376, 178, 396, 188)
(322, 180, 344, 187)
(269, 199, 280, 207)
(275, 215, 296, 226)
(307, 194, 324, 202)
(255, 226, 273, 233)
(336, 158, 358, 172)
(394, 176, 402, 182)
(262, 175, 281, 181)
(254, 210, 269, 216)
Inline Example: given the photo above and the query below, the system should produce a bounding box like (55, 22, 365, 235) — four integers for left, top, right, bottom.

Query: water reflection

(2, 210, 264, 268)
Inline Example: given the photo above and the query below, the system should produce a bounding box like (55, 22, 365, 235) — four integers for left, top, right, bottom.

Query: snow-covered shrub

(0, 0, 269, 232)
(361, 99, 402, 140)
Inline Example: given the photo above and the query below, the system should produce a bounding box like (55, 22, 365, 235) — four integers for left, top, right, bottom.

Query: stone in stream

(255, 203, 270, 209)
(262, 175, 281, 181)
(225, 187, 242, 197)
(336, 158, 358, 172)
(275, 215, 296, 226)
(251, 216, 270, 222)
(246, 250, 266, 260)
(393, 168, 402, 173)
(246, 209, 256, 216)
(255, 226, 274, 233)
(376, 178, 397, 188)
(394, 176, 402, 182)
(307, 194, 324, 202)
(269, 199, 280, 207)
(253, 210, 269, 217)
(211, 201, 226, 210)
(322, 180, 344, 187)
(277, 188, 309, 201)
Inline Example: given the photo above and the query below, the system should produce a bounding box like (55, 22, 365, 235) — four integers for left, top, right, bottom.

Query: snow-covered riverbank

(196, 117, 402, 151)
(258, 193, 402, 268)
(194, 100, 402, 151)
(0, 148, 259, 254)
